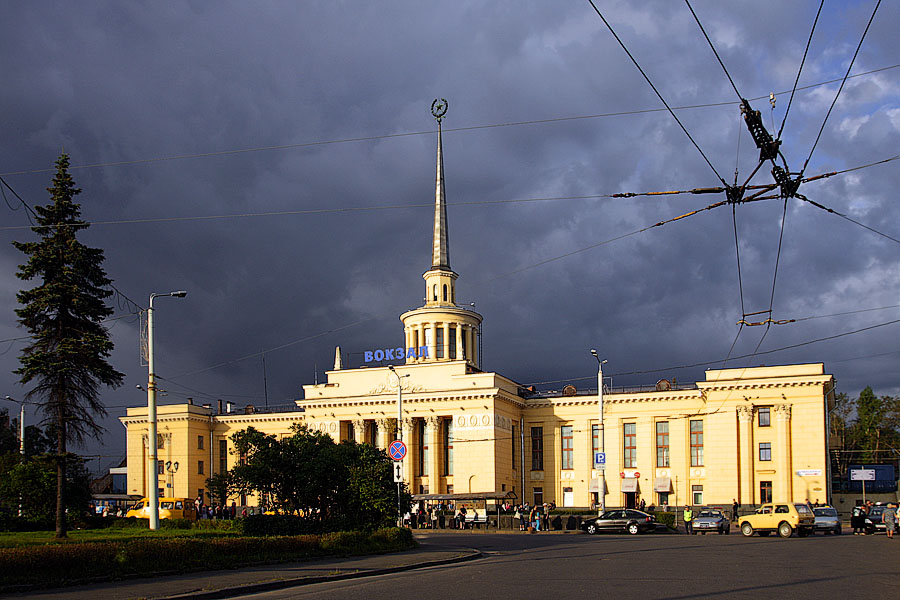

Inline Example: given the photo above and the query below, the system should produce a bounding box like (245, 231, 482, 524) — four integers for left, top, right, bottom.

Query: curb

(162, 549, 483, 600)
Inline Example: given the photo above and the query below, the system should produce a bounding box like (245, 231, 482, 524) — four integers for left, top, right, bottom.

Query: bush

(160, 518, 194, 530)
(651, 511, 677, 529)
(0, 527, 415, 591)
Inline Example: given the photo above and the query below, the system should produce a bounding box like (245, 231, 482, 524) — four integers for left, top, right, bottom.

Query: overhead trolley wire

(777, 0, 824, 141)
(801, 0, 882, 176)
(586, 0, 727, 185)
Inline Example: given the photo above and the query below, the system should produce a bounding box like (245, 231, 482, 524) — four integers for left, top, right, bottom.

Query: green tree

(12, 153, 124, 538)
(0, 452, 92, 523)
(0, 409, 18, 454)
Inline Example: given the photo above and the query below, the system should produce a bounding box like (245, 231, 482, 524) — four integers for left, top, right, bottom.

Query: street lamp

(590, 349, 607, 515)
(5, 396, 25, 517)
(387, 365, 409, 526)
(147, 290, 187, 531)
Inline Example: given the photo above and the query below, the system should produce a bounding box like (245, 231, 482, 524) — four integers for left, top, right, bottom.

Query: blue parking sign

(594, 452, 606, 467)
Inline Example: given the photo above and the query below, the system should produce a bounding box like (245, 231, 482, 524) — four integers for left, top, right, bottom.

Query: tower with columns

(400, 101, 482, 369)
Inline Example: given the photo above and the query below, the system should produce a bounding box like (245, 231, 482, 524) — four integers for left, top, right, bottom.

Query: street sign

(393, 462, 403, 482)
(593, 452, 606, 467)
(389, 440, 407, 461)
(850, 468, 876, 481)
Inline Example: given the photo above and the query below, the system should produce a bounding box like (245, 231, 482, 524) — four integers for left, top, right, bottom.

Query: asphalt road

(236, 530, 899, 600)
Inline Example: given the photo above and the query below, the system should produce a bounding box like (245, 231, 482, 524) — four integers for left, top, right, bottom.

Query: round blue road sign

(389, 440, 407, 461)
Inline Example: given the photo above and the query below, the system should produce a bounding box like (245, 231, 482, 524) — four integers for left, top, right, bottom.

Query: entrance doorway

(563, 487, 574, 507)
(625, 492, 637, 509)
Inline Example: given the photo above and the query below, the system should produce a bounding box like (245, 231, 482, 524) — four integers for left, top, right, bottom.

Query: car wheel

(586, 524, 597, 535)
(778, 522, 793, 538)
(627, 523, 640, 535)
(741, 522, 754, 537)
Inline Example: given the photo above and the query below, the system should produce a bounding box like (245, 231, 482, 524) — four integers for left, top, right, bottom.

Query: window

(592, 424, 599, 457)
(449, 327, 457, 359)
(760, 481, 773, 503)
(658, 492, 669, 507)
(219, 439, 227, 473)
(561, 425, 574, 469)
(436, 327, 444, 359)
(623, 423, 637, 468)
(690, 420, 704, 467)
(198, 460, 204, 475)
(533, 487, 543, 506)
(656, 421, 669, 467)
(432, 284, 437, 301)
(157, 460, 164, 475)
(442, 284, 448, 302)
(531, 427, 543, 470)
(443, 418, 453, 475)
(758, 406, 771, 427)
(197, 435, 204, 450)
(759, 442, 772, 462)
(446, 484, 453, 494)
(198, 488, 204, 501)
(511, 425, 516, 470)
(692, 485, 703, 505)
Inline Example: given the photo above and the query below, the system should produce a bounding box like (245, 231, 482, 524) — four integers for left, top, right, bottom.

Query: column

(352, 419, 366, 444)
(472, 326, 479, 367)
(427, 416, 442, 494)
(376, 419, 391, 450)
(419, 324, 426, 362)
(456, 324, 464, 360)
(775, 404, 793, 502)
(402, 418, 415, 485)
(443, 323, 450, 360)
(737, 406, 754, 506)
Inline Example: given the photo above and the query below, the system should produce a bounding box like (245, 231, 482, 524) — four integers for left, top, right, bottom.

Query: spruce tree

(13, 153, 123, 537)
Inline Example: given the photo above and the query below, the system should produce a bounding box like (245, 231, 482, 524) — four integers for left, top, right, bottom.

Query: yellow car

(739, 502, 815, 538)
(125, 497, 196, 520)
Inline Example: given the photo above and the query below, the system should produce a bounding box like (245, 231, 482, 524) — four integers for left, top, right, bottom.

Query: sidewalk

(5, 541, 481, 600)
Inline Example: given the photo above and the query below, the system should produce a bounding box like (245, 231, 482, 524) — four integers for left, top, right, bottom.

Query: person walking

(883, 503, 896, 539)
(851, 504, 864, 534)
(732, 499, 739, 522)
(683, 506, 694, 535)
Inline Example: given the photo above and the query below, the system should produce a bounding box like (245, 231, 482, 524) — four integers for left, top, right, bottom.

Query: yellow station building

(121, 112, 835, 511)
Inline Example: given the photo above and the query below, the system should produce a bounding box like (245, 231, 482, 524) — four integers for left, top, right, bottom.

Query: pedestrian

(683, 506, 694, 535)
(732, 499, 739, 522)
(514, 506, 522, 531)
(458, 506, 467, 529)
(231, 501, 237, 519)
(883, 503, 896, 539)
(542, 503, 550, 531)
(851, 504, 865, 534)
(639, 498, 646, 512)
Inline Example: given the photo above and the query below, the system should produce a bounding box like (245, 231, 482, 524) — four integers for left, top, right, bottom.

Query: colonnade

(403, 322, 478, 366)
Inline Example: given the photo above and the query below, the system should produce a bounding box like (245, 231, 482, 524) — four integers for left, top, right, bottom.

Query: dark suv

(581, 509, 657, 535)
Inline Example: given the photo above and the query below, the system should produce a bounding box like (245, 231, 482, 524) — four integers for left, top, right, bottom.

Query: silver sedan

(691, 508, 731, 535)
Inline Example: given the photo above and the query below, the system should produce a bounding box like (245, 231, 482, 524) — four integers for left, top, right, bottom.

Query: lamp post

(590, 350, 607, 515)
(388, 365, 409, 526)
(147, 290, 187, 531)
(5, 396, 25, 516)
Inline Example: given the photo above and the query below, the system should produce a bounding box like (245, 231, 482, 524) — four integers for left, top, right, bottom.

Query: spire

(431, 98, 450, 270)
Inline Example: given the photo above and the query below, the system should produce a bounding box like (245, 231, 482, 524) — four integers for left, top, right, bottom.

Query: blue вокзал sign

(364, 346, 429, 363)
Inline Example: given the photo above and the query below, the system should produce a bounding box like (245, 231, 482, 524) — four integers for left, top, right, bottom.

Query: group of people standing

(194, 497, 245, 520)
(851, 501, 897, 537)
(514, 502, 556, 531)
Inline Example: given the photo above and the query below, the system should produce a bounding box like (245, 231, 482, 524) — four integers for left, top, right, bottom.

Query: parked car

(581, 509, 656, 535)
(692, 508, 730, 534)
(739, 502, 815, 538)
(812, 506, 842, 535)
(862, 505, 899, 535)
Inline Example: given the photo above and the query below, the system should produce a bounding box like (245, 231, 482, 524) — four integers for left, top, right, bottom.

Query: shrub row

(651, 511, 677, 529)
(0, 526, 414, 591)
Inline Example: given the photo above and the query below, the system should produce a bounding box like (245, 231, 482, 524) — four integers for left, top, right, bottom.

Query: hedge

(0, 526, 414, 591)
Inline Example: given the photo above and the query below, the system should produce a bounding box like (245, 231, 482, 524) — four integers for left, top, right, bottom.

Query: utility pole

(590, 350, 607, 515)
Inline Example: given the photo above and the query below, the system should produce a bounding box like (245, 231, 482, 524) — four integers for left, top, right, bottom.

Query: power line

(777, 0, 824, 141)
(801, 0, 882, 176)
(684, 0, 743, 101)
(1, 64, 897, 180)
(585, 0, 726, 185)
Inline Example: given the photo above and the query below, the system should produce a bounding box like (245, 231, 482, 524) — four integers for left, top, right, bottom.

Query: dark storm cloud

(1, 1, 898, 467)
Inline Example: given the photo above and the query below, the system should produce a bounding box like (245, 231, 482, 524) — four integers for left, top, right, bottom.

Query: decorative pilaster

(427, 416, 442, 492)
(456, 324, 464, 360)
(376, 419, 391, 450)
(402, 418, 416, 484)
(737, 406, 755, 505)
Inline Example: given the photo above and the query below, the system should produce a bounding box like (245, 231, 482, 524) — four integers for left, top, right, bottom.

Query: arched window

(442, 284, 448, 302)
(433, 284, 438, 301)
